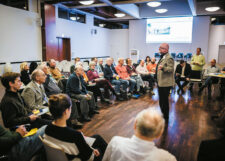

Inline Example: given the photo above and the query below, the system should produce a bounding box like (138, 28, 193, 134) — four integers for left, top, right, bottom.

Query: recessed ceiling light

(70, 17, 80, 21)
(114, 13, 126, 18)
(79, 0, 94, 5)
(205, 7, 220, 12)
(155, 9, 168, 13)
(99, 24, 106, 27)
(147, 2, 161, 7)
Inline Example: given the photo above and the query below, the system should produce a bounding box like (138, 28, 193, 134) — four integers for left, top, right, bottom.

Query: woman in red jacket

(87, 61, 119, 103)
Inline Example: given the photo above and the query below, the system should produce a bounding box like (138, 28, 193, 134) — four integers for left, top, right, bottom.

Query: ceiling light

(79, 0, 94, 5)
(211, 18, 216, 21)
(99, 24, 106, 27)
(205, 7, 220, 12)
(155, 9, 168, 13)
(114, 13, 125, 18)
(70, 17, 80, 21)
(147, 2, 161, 7)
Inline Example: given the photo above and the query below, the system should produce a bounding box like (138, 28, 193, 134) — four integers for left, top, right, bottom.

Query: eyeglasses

(159, 46, 167, 50)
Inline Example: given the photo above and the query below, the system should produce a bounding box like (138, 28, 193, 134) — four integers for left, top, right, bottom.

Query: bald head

(210, 59, 216, 67)
(135, 109, 165, 140)
(159, 43, 169, 55)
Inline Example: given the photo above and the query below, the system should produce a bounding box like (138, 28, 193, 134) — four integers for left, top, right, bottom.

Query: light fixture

(70, 16, 80, 21)
(147, 2, 161, 7)
(155, 9, 168, 13)
(114, 13, 126, 18)
(79, 0, 94, 5)
(205, 7, 220, 12)
(99, 24, 106, 27)
(211, 17, 216, 21)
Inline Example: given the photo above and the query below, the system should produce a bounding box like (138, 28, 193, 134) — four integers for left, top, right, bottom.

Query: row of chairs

(155, 52, 192, 61)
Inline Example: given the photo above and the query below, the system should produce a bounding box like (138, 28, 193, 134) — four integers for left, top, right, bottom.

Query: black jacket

(0, 90, 31, 129)
(175, 63, 191, 78)
(66, 73, 88, 96)
(20, 70, 31, 85)
(43, 74, 62, 97)
(0, 125, 22, 155)
(104, 64, 118, 81)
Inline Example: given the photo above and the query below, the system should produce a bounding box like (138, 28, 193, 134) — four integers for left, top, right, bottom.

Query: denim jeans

(111, 79, 121, 93)
(8, 125, 47, 161)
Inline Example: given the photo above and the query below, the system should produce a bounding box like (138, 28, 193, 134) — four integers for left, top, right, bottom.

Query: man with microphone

(156, 43, 174, 123)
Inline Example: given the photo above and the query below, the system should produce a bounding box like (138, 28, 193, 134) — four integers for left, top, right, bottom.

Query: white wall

(110, 29, 129, 61)
(0, 4, 42, 62)
(129, 16, 210, 61)
(0, 4, 42, 74)
(208, 25, 225, 62)
(56, 9, 111, 59)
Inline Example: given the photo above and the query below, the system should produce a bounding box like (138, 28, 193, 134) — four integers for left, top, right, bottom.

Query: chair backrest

(39, 136, 69, 161)
(154, 53, 160, 58)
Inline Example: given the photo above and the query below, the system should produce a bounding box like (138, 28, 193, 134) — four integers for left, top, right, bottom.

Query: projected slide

(146, 17, 193, 43)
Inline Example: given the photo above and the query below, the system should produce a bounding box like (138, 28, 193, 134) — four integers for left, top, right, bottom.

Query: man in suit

(175, 60, 191, 94)
(66, 65, 99, 122)
(156, 43, 174, 122)
(21, 69, 49, 111)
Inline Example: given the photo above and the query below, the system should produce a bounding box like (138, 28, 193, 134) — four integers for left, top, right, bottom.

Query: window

(0, 0, 28, 11)
(58, 7, 86, 24)
(94, 18, 129, 29)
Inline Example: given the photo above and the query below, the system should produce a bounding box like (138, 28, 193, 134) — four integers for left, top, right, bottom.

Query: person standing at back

(189, 47, 205, 91)
(156, 43, 174, 122)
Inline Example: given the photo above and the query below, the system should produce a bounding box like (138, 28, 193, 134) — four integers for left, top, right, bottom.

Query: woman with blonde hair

(20, 62, 31, 85)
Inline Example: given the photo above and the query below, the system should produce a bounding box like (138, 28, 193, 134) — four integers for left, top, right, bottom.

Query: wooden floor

(81, 86, 224, 161)
(0, 82, 224, 161)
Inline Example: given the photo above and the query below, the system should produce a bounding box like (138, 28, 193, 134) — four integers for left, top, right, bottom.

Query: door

(57, 37, 71, 61)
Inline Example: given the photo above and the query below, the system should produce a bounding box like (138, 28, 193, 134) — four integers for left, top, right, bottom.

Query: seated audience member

(75, 62, 105, 102)
(66, 65, 99, 122)
(39, 64, 62, 97)
(44, 94, 107, 161)
(115, 58, 137, 97)
(175, 60, 191, 94)
(70, 57, 81, 74)
(145, 56, 151, 65)
(147, 57, 157, 74)
(103, 109, 177, 161)
(218, 67, 225, 100)
(111, 58, 116, 67)
(91, 57, 98, 71)
(198, 59, 220, 99)
(0, 72, 49, 130)
(104, 58, 125, 101)
(136, 60, 155, 95)
(49, 59, 64, 80)
(0, 125, 46, 161)
(197, 137, 225, 161)
(22, 69, 49, 111)
(20, 62, 31, 85)
(29, 62, 38, 75)
(97, 58, 105, 76)
(189, 47, 205, 91)
(87, 61, 118, 103)
(126, 58, 145, 94)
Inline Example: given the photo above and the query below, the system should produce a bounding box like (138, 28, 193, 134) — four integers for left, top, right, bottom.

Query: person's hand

(186, 78, 190, 81)
(16, 125, 27, 136)
(29, 114, 38, 121)
(99, 73, 104, 77)
(158, 65, 163, 70)
(176, 73, 180, 76)
(93, 149, 100, 157)
(113, 74, 117, 78)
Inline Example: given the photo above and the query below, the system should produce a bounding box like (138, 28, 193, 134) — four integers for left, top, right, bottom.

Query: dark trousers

(141, 74, 154, 89)
(158, 86, 171, 120)
(175, 76, 189, 90)
(96, 79, 115, 98)
(189, 70, 202, 89)
(200, 77, 219, 97)
(86, 85, 102, 102)
(92, 135, 107, 161)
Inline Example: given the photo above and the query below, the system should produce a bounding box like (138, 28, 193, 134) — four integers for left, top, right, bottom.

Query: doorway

(57, 37, 71, 61)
